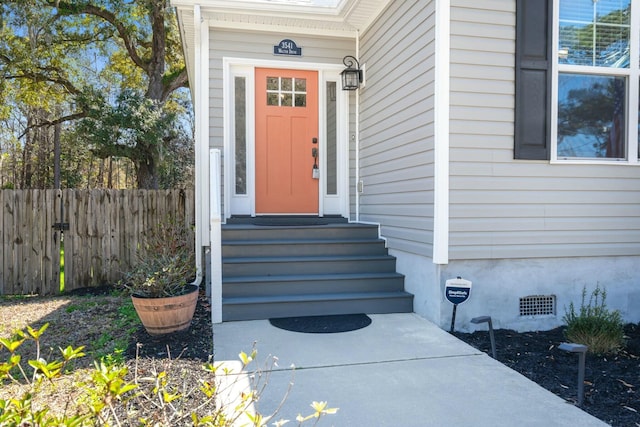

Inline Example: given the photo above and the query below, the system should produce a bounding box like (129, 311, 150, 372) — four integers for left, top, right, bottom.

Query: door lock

(312, 147, 319, 179)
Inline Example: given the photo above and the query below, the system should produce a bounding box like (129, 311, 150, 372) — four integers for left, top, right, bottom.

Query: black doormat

(269, 314, 372, 334)
(253, 219, 329, 226)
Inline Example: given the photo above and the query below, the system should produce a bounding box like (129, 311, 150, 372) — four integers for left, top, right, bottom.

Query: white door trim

(223, 57, 349, 219)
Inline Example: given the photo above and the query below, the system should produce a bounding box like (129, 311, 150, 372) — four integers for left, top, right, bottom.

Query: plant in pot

(120, 218, 198, 336)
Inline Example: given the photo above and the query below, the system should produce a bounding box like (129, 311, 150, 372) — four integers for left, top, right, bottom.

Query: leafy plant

(0, 325, 337, 426)
(563, 284, 625, 354)
(120, 218, 195, 298)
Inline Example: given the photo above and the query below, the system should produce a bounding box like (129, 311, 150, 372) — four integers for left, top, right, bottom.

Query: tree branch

(18, 111, 87, 139)
(161, 69, 189, 103)
(4, 70, 81, 96)
(47, 0, 148, 71)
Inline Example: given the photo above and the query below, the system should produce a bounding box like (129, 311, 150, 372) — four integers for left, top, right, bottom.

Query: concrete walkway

(213, 313, 607, 427)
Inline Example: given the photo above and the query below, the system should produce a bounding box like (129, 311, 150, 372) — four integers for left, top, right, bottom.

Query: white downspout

(433, 0, 450, 265)
(355, 31, 361, 222)
(192, 4, 204, 287)
(210, 149, 222, 324)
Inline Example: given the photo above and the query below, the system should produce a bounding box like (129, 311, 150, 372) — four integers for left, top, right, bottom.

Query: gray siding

(359, 0, 436, 257)
(210, 29, 356, 151)
(449, 0, 640, 260)
(208, 29, 356, 216)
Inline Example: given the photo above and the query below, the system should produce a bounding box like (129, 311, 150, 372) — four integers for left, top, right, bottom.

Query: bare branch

(18, 111, 87, 139)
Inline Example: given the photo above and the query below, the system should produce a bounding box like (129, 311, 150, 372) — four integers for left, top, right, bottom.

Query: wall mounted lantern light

(341, 55, 363, 90)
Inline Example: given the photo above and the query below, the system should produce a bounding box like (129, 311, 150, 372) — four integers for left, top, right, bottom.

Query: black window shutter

(514, 0, 552, 160)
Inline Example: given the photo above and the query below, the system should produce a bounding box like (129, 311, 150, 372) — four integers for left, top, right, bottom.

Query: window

(266, 76, 307, 107)
(514, 0, 640, 163)
(234, 76, 247, 194)
(554, 0, 638, 162)
(326, 81, 337, 195)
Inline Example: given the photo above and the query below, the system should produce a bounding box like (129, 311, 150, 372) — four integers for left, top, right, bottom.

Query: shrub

(563, 285, 624, 354)
(0, 324, 337, 426)
(120, 218, 196, 298)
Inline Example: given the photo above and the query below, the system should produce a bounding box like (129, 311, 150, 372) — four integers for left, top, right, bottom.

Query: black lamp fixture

(341, 55, 363, 90)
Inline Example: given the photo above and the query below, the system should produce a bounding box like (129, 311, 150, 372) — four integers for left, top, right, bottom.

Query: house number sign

(274, 39, 302, 56)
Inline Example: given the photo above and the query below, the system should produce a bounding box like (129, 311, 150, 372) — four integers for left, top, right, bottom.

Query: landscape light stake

(558, 342, 588, 406)
(470, 316, 496, 359)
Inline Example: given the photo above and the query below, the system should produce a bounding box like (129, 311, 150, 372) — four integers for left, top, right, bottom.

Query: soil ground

(0, 288, 215, 425)
(1, 289, 638, 426)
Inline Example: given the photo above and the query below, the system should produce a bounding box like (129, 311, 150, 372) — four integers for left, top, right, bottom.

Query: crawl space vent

(519, 295, 556, 316)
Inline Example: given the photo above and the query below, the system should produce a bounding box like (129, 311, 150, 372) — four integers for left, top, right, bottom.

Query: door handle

(312, 148, 318, 158)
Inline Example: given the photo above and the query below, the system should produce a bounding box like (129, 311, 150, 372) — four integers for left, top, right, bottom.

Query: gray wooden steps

(221, 219, 413, 321)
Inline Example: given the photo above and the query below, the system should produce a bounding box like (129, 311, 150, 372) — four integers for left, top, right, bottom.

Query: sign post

(445, 277, 472, 332)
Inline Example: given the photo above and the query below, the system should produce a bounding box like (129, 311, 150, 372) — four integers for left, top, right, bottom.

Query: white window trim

(226, 66, 254, 216)
(551, 0, 640, 165)
(223, 57, 349, 219)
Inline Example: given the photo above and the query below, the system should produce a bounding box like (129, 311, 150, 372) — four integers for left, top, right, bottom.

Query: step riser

(223, 276, 406, 298)
(222, 225, 379, 242)
(222, 296, 414, 321)
(222, 241, 388, 258)
(223, 258, 397, 277)
(220, 221, 412, 321)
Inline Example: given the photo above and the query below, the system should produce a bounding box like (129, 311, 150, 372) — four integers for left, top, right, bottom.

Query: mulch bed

(453, 324, 640, 427)
(121, 292, 639, 426)
(116, 290, 215, 424)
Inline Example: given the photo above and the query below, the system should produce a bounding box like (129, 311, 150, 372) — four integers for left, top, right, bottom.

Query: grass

(65, 300, 99, 313)
(563, 285, 625, 354)
(0, 291, 141, 368)
(60, 244, 65, 292)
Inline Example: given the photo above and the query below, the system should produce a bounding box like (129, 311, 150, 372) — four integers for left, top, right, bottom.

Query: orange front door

(255, 68, 319, 214)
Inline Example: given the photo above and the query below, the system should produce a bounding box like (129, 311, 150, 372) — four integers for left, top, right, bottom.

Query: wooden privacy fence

(1, 189, 195, 296)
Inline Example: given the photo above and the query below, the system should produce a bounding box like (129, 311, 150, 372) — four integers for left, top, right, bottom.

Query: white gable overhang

(172, 0, 391, 100)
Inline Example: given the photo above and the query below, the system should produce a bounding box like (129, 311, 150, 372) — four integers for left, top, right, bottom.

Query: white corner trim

(433, 0, 450, 265)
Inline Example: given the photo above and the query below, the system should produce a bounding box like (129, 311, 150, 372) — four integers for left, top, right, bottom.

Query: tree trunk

(53, 121, 61, 189)
(107, 157, 113, 188)
(22, 116, 33, 188)
(135, 141, 160, 189)
(136, 160, 159, 189)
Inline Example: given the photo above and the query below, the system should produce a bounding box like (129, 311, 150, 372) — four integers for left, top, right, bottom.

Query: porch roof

(172, 0, 389, 35)
(172, 0, 389, 100)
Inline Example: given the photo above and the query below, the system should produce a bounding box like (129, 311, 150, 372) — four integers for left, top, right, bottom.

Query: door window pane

(267, 77, 279, 91)
(267, 93, 279, 106)
(557, 73, 626, 158)
(265, 76, 306, 107)
(234, 77, 247, 194)
(295, 94, 306, 107)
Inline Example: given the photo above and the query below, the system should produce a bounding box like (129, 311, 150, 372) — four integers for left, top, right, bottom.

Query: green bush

(0, 324, 337, 426)
(563, 285, 624, 354)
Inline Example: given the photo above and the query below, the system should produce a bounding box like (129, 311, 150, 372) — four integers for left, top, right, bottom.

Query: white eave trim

(172, 0, 349, 16)
(204, 18, 357, 38)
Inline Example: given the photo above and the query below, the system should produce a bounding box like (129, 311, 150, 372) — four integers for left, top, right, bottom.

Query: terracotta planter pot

(131, 285, 199, 336)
